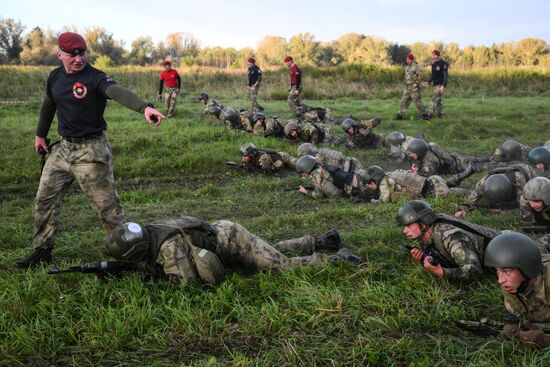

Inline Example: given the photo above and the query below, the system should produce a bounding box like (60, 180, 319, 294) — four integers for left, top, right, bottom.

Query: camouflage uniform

(492, 142, 532, 163)
(388, 135, 415, 162)
(414, 142, 482, 177)
(305, 166, 366, 199)
(239, 111, 256, 132)
(296, 105, 333, 123)
(502, 259, 550, 323)
(286, 121, 334, 144)
(316, 148, 363, 172)
(147, 217, 331, 286)
(520, 199, 550, 233)
(538, 236, 550, 254)
(399, 61, 426, 116)
(247, 84, 263, 112)
(254, 116, 291, 138)
(244, 149, 295, 173)
(375, 170, 470, 204)
(458, 164, 538, 214)
(34, 134, 125, 249)
(201, 99, 224, 120)
(288, 85, 305, 116)
(335, 118, 386, 150)
(164, 87, 178, 118)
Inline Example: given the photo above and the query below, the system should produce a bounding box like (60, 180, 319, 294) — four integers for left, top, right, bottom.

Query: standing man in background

(158, 60, 181, 118)
(396, 53, 430, 121)
(426, 50, 448, 119)
(247, 57, 264, 112)
(285, 56, 305, 117)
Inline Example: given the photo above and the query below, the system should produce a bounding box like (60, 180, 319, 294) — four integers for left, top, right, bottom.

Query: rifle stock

(47, 260, 136, 277)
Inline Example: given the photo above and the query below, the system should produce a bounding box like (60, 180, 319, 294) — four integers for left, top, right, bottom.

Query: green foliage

(92, 55, 115, 69)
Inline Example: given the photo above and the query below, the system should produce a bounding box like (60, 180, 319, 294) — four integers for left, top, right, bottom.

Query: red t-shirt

(159, 69, 180, 88)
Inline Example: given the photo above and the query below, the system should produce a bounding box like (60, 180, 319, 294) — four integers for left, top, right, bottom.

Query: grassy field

(1, 93, 550, 366)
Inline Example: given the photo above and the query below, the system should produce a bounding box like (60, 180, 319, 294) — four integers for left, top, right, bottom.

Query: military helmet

(388, 131, 406, 146)
(484, 231, 542, 279)
(284, 121, 298, 136)
(523, 177, 550, 205)
(295, 155, 319, 174)
(484, 174, 514, 204)
(407, 138, 429, 160)
(199, 92, 209, 101)
(528, 147, 550, 169)
(223, 108, 238, 121)
(396, 200, 437, 226)
(341, 118, 358, 132)
(297, 143, 318, 157)
(364, 165, 386, 185)
(106, 222, 150, 262)
(500, 140, 521, 161)
(240, 143, 257, 157)
(254, 112, 266, 122)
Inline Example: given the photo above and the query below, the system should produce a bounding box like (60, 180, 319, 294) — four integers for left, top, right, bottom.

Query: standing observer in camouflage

(397, 200, 499, 280)
(247, 57, 264, 112)
(105, 217, 361, 287)
(158, 60, 181, 118)
(239, 143, 295, 173)
(14, 32, 164, 269)
(199, 92, 224, 120)
(285, 56, 306, 117)
(520, 177, 550, 233)
(484, 232, 550, 347)
(334, 118, 386, 150)
(426, 50, 448, 118)
(284, 120, 334, 144)
(396, 53, 430, 121)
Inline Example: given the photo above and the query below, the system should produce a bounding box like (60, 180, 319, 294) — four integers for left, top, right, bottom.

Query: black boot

(395, 113, 403, 121)
(14, 248, 52, 269)
(446, 162, 477, 187)
(315, 229, 342, 251)
(422, 113, 431, 121)
(330, 247, 363, 265)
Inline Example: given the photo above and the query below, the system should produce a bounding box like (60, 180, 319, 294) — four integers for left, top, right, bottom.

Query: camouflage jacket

(290, 122, 333, 144)
(458, 164, 538, 213)
(491, 143, 531, 163)
(239, 111, 256, 132)
(503, 259, 550, 323)
(306, 166, 364, 199)
(388, 135, 415, 162)
(316, 148, 363, 172)
(335, 119, 386, 150)
(245, 149, 294, 172)
(415, 142, 465, 176)
(377, 171, 452, 203)
(260, 116, 291, 138)
(404, 61, 424, 89)
(202, 99, 224, 119)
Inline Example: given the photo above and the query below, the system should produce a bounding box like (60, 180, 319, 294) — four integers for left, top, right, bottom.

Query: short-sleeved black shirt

(248, 65, 262, 86)
(46, 64, 117, 137)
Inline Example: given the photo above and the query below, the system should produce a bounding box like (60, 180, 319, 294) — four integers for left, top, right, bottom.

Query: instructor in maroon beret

(14, 32, 165, 269)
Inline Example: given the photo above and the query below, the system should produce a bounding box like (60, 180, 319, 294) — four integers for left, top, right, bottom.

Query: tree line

(1, 16, 548, 69)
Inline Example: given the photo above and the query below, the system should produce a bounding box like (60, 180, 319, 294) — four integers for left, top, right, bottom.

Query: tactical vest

(318, 148, 345, 168)
(324, 164, 355, 190)
(253, 148, 283, 169)
(489, 164, 535, 186)
(427, 143, 457, 174)
(388, 170, 427, 197)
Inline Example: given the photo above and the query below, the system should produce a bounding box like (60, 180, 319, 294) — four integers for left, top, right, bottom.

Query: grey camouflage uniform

(399, 61, 426, 116)
(388, 135, 415, 162)
(335, 118, 387, 150)
(201, 99, 224, 120)
(413, 142, 483, 177)
(304, 166, 366, 199)
(243, 149, 295, 173)
(492, 142, 532, 163)
(286, 121, 334, 144)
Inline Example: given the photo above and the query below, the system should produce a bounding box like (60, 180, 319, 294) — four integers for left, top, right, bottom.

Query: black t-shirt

(46, 64, 117, 137)
(248, 65, 262, 86)
(430, 60, 448, 86)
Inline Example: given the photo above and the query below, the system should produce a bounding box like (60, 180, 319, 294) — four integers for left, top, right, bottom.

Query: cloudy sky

(2, 0, 548, 49)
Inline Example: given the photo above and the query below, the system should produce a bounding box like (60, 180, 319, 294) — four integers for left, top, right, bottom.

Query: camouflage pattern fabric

(288, 122, 333, 144)
(316, 148, 363, 172)
(247, 84, 263, 112)
(202, 99, 224, 119)
(255, 116, 291, 138)
(538, 235, 550, 254)
(492, 143, 532, 163)
(305, 167, 366, 199)
(521, 198, 550, 232)
(399, 61, 426, 115)
(212, 220, 329, 270)
(335, 118, 386, 150)
(415, 144, 479, 176)
(389, 135, 415, 162)
(34, 134, 125, 250)
(288, 85, 305, 116)
(246, 150, 294, 172)
(164, 87, 178, 117)
(428, 85, 443, 117)
(239, 111, 255, 132)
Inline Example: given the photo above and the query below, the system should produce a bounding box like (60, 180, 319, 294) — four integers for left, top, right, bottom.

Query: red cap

(163, 60, 171, 66)
(248, 57, 255, 63)
(58, 32, 87, 55)
(432, 49, 440, 56)
(406, 53, 414, 60)
(284, 56, 293, 63)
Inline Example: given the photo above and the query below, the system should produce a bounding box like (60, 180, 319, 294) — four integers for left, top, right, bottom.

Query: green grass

(1, 95, 550, 366)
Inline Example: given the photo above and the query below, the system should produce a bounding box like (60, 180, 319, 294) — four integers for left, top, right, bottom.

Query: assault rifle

(521, 225, 550, 234)
(225, 161, 280, 176)
(284, 185, 314, 192)
(400, 243, 439, 266)
(455, 316, 550, 337)
(47, 260, 136, 278)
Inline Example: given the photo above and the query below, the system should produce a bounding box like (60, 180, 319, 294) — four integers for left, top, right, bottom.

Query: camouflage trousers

(538, 235, 550, 254)
(288, 86, 304, 117)
(212, 220, 329, 271)
(247, 84, 263, 112)
(33, 134, 125, 250)
(428, 85, 443, 117)
(164, 87, 178, 117)
(399, 87, 425, 115)
(425, 176, 472, 198)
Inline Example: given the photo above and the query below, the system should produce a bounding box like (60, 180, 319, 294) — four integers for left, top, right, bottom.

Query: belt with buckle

(62, 133, 102, 144)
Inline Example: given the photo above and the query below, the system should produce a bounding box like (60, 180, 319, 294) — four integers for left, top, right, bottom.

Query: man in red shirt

(284, 56, 305, 117)
(158, 60, 181, 118)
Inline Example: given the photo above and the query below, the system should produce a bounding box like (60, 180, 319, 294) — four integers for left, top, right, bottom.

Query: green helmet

(199, 92, 209, 101)
(364, 165, 386, 185)
(396, 200, 437, 226)
(341, 118, 357, 132)
(297, 143, 318, 157)
(484, 231, 542, 279)
(407, 138, 429, 160)
(523, 177, 550, 205)
(106, 222, 150, 262)
(528, 147, 550, 169)
(484, 174, 514, 204)
(240, 143, 257, 157)
(388, 131, 406, 146)
(254, 112, 266, 122)
(284, 121, 298, 136)
(296, 155, 319, 174)
(500, 140, 521, 161)
(223, 108, 238, 121)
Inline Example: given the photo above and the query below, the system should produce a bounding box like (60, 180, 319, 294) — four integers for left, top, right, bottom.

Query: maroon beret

(432, 49, 440, 56)
(248, 57, 255, 63)
(58, 32, 87, 55)
(406, 53, 414, 60)
(163, 60, 171, 66)
(284, 56, 293, 63)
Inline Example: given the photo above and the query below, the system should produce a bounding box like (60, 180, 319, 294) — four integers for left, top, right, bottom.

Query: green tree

(516, 38, 548, 65)
(20, 27, 57, 65)
(349, 36, 390, 65)
(129, 36, 154, 65)
(472, 45, 490, 67)
(335, 33, 364, 63)
(0, 17, 25, 63)
(84, 27, 124, 64)
(317, 42, 342, 67)
(287, 32, 320, 66)
(256, 36, 287, 66)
